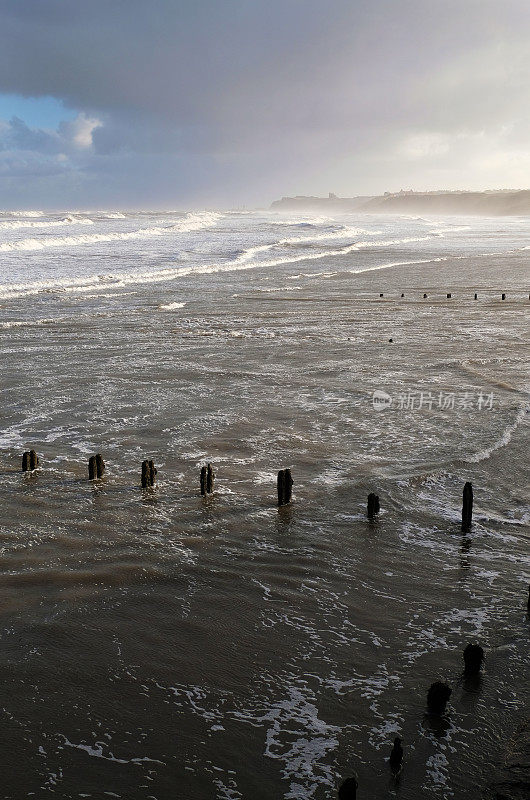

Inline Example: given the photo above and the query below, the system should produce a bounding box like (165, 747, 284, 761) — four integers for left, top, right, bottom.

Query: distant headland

(271, 189, 530, 216)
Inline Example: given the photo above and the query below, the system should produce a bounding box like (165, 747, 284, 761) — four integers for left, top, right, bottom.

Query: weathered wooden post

(22, 450, 39, 471)
(338, 775, 358, 799)
(447, 293, 452, 299)
(502, 293, 506, 300)
(379, 293, 384, 298)
(141, 459, 157, 488)
(423, 293, 428, 298)
(277, 469, 293, 506)
(462, 481, 473, 532)
(401, 293, 405, 298)
(463, 643, 484, 676)
(89, 454, 105, 479)
(427, 681, 451, 714)
(367, 492, 380, 518)
(200, 463, 215, 495)
(389, 737, 403, 775)
(474, 293, 478, 300)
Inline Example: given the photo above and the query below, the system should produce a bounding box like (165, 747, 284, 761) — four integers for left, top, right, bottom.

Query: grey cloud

(1, 0, 530, 206)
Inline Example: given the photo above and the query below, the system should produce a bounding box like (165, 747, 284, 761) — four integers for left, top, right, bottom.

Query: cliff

(271, 190, 530, 216)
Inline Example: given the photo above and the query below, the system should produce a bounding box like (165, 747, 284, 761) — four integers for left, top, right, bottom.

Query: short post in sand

(277, 469, 293, 506)
(367, 492, 380, 519)
(463, 643, 484, 676)
(423, 293, 428, 298)
(502, 293, 506, 300)
(427, 681, 451, 714)
(447, 293, 452, 298)
(88, 454, 105, 479)
(141, 460, 157, 488)
(200, 463, 215, 495)
(461, 481, 473, 532)
(22, 450, 39, 471)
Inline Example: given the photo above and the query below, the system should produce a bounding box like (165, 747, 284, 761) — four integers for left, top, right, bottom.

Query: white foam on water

(158, 301, 186, 310)
(465, 404, 527, 463)
(0, 211, 221, 252)
(0, 318, 57, 329)
(0, 215, 94, 230)
(61, 736, 164, 765)
(1, 210, 44, 217)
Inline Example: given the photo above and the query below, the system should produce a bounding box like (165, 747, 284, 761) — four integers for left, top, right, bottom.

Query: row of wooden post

(20, 451, 474, 525)
(378, 292, 525, 299)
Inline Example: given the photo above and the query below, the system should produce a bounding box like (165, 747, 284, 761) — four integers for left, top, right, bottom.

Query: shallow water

(0, 209, 528, 798)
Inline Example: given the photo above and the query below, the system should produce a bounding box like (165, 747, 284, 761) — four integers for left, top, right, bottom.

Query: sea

(0, 208, 528, 799)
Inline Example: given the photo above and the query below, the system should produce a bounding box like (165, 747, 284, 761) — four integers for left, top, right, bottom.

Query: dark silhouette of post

(367, 492, 380, 518)
(502, 293, 506, 300)
(277, 469, 293, 506)
(474, 293, 478, 300)
(89, 454, 105, 479)
(401, 293, 405, 298)
(463, 643, 484, 676)
(338, 774, 358, 799)
(141, 460, 157, 488)
(389, 737, 403, 774)
(447, 293, 452, 298)
(462, 482, 473, 532)
(22, 450, 39, 471)
(379, 293, 384, 298)
(200, 463, 215, 495)
(427, 681, 451, 714)
(423, 293, 428, 298)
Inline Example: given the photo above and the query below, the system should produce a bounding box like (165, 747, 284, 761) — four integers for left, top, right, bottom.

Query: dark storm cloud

(1, 0, 530, 207)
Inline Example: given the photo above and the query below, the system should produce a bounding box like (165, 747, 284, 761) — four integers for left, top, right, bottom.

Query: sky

(1, 0, 530, 209)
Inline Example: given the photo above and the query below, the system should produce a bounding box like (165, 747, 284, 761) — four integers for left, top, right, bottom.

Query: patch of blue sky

(0, 93, 75, 128)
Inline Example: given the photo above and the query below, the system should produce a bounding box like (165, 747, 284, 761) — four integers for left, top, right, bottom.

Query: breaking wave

(0, 211, 221, 252)
(0, 215, 94, 231)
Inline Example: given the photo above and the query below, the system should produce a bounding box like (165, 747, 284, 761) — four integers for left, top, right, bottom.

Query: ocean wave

(0, 232, 443, 299)
(464, 405, 527, 463)
(0, 210, 44, 217)
(158, 301, 186, 310)
(0, 318, 57, 329)
(0, 211, 221, 252)
(0, 215, 94, 231)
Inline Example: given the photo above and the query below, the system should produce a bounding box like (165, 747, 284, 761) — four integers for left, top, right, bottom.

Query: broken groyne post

(141, 459, 157, 488)
(502, 293, 506, 300)
(88, 454, 105, 480)
(427, 681, 452, 714)
(401, 293, 405, 298)
(423, 293, 428, 298)
(22, 450, 39, 472)
(463, 643, 484, 676)
(277, 468, 293, 506)
(474, 293, 478, 300)
(389, 736, 403, 775)
(338, 774, 358, 799)
(462, 481, 473, 532)
(447, 293, 452, 299)
(367, 492, 380, 518)
(200, 463, 215, 495)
